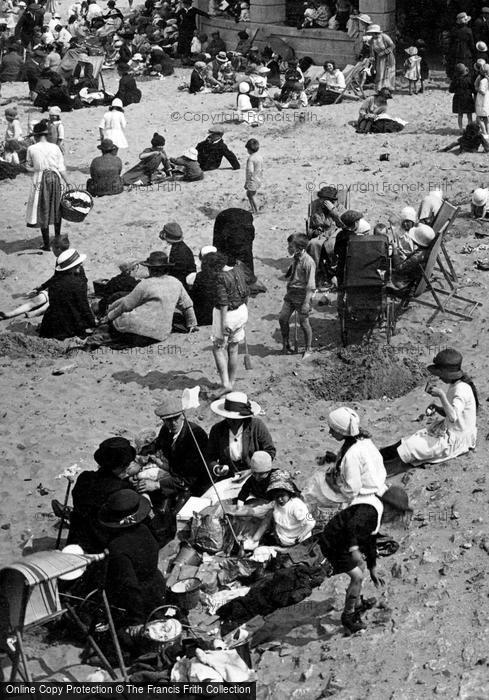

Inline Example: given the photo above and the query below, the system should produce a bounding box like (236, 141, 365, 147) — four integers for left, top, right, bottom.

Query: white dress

(398, 381, 477, 466)
(25, 141, 65, 226)
(99, 110, 128, 149)
(476, 77, 489, 118)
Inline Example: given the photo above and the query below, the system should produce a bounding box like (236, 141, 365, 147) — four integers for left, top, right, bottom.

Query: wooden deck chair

(390, 228, 482, 326)
(0, 550, 123, 682)
(334, 60, 367, 103)
(431, 200, 460, 284)
(82, 54, 107, 92)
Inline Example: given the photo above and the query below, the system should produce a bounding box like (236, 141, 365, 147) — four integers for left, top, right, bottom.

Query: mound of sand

(0, 331, 72, 359)
(308, 343, 428, 401)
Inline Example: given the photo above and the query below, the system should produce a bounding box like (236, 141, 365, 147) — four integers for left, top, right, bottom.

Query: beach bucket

(143, 605, 182, 654)
(60, 190, 93, 223)
(170, 577, 201, 610)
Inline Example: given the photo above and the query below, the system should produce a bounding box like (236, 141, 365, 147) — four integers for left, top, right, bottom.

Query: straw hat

(215, 51, 227, 63)
(427, 348, 464, 380)
(400, 205, 417, 223)
(476, 41, 488, 52)
(366, 24, 382, 34)
(405, 46, 418, 56)
(408, 223, 435, 248)
(48, 105, 61, 115)
(55, 249, 86, 272)
(472, 187, 489, 206)
(183, 146, 198, 160)
(99, 490, 151, 529)
(210, 391, 260, 419)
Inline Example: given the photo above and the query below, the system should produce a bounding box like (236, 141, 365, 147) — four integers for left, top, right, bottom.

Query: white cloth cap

(400, 206, 417, 223)
(472, 187, 489, 206)
(328, 407, 360, 437)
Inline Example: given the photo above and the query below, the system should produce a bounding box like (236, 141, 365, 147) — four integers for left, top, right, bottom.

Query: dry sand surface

(2, 22, 489, 696)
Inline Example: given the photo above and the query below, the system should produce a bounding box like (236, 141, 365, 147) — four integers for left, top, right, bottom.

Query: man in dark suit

(473, 6, 489, 45)
(140, 396, 209, 497)
(196, 126, 240, 171)
(176, 0, 209, 58)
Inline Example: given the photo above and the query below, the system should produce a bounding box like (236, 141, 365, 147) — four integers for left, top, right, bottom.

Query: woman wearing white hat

(208, 392, 276, 477)
(170, 146, 204, 181)
(394, 205, 417, 258)
(366, 24, 396, 92)
(388, 223, 435, 291)
(98, 97, 128, 150)
(236, 81, 258, 125)
(39, 248, 95, 339)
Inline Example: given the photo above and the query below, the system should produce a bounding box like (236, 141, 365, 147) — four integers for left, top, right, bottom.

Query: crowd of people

(0, 0, 484, 684)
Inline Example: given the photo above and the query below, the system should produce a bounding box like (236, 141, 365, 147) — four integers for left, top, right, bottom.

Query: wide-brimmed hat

(183, 147, 198, 161)
(328, 407, 360, 437)
(366, 24, 382, 33)
(141, 250, 173, 268)
(266, 469, 298, 496)
(457, 12, 470, 23)
(317, 185, 337, 201)
(99, 489, 151, 529)
(250, 451, 273, 473)
(98, 138, 117, 152)
(405, 46, 418, 56)
(408, 223, 435, 248)
(160, 222, 183, 243)
(210, 391, 260, 419)
(94, 436, 136, 471)
(340, 210, 363, 228)
(472, 187, 489, 206)
(32, 120, 49, 136)
(216, 51, 227, 62)
(357, 13, 371, 24)
(55, 249, 86, 272)
(455, 62, 469, 76)
(427, 348, 464, 380)
(401, 205, 417, 223)
(151, 132, 165, 147)
(48, 105, 61, 116)
(380, 486, 412, 513)
(154, 394, 183, 418)
(477, 41, 488, 52)
(111, 97, 124, 109)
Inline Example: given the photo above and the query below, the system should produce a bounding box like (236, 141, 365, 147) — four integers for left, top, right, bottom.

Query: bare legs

(246, 190, 258, 214)
(212, 341, 239, 392)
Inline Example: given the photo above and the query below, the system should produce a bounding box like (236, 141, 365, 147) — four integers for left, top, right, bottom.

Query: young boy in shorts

(278, 233, 316, 358)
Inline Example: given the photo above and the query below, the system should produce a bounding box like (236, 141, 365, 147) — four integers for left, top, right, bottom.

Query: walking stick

(183, 413, 241, 548)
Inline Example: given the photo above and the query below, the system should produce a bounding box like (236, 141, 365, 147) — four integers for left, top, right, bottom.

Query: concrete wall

(360, 0, 396, 34)
(199, 16, 358, 65)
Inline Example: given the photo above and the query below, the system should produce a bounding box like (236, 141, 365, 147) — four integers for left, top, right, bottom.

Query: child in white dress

(98, 98, 128, 150)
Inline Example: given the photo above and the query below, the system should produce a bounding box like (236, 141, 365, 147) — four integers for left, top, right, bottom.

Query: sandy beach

(1, 20, 489, 695)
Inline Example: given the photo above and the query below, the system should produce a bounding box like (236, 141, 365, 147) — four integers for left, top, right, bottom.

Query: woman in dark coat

(213, 207, 255, 274)
(122, 132, 172, 186)
(447, 13, 475, 78)
(39, 249, 95, 340)
(67, 437, 135, 553)
(99, 489, 166, 630)
(36, 73, 74, 112)
(190, 250, 223, 326)
(114, 62, 141, 106)
(449, 62, 475, 130)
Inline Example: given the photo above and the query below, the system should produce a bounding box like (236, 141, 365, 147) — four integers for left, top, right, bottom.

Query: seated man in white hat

(208, 392, 276, 477)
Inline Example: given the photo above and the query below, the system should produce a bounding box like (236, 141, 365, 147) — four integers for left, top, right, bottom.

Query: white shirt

(273, 497, 315, 546)
(228, 425, 243, 462)
(336, 438, 387, 503)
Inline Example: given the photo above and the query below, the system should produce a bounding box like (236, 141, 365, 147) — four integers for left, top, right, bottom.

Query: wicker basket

(60, 190, 93, 223)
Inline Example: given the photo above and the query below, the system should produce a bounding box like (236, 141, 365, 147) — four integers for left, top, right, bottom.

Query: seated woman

(39, 249, 96, 340)
(388, 223, 435, 292)
(114, 62, 142, 106)
(99, 490, 166, 636)
(170, 147, 204, 181)
(310, 407, 387, 508)
(314, 61, 346, 105)
(208, 392, 276, 478)
(276, 80, 308, 108)
(103, 250, 197, 347)
(356, 87, 390, 133)
(246, 470, 315, 548)
(122, 132, 172, 187)
(189, 60, 208, 94)
(68, 58, 98, 93)
(97, 260, 140, 315)
(380, 349, 478, 472)
(35, 73, 74, 112)
(190, 249, 221, 326)
(86, 138, 124, 197)
(67, 437, 136, 553)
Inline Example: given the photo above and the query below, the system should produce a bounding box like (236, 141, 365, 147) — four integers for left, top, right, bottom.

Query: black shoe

(341, 611, 366, 634)
(355, 596, 377, 613)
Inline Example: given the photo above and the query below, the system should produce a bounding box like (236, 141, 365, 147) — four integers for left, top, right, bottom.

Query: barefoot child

(318, 486, 412, 634)
(403, 46, 422, 95)
(47, 106, 65, 153)
(244, 138, 263, 214)
(278, 233, 316, 358)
